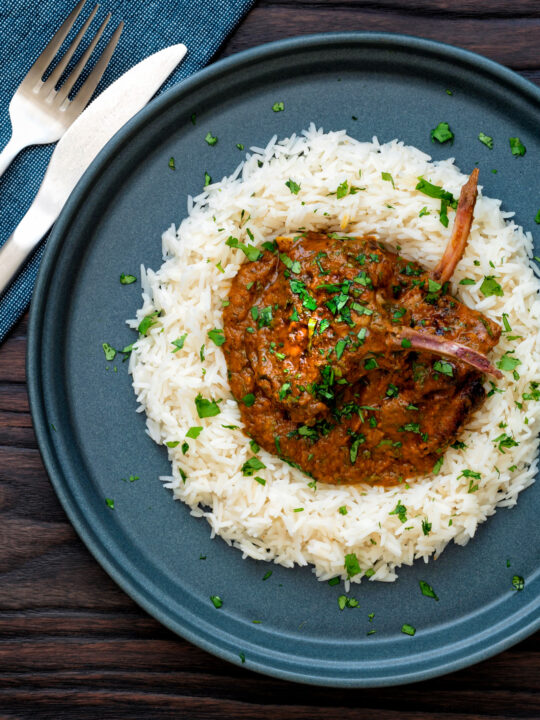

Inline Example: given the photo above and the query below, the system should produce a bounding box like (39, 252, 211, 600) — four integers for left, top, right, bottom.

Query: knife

(0, 43, 187, 297)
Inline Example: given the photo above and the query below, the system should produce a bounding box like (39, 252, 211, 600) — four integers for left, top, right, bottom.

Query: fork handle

(0, 134, 27, 179)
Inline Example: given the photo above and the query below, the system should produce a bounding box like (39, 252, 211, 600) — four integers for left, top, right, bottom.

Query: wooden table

(1, 2, 539, 717)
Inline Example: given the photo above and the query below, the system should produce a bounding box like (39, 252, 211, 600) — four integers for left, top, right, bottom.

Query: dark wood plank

(1, 2, 540, 719)
(218, 5, 540, 70)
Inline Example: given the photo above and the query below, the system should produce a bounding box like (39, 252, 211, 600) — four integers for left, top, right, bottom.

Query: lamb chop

(222, 169, 502, 486)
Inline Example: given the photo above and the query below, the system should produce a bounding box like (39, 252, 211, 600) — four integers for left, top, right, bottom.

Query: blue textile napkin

(0, 0, 255, 343)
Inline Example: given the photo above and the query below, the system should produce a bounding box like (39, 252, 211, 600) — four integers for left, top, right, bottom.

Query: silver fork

(0, 0, 123, 178)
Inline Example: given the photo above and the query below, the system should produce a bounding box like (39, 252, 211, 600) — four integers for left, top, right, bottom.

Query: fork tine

(22, 0, 88, 86)
(63, 21, 124, 115)
(53, 12, 112, 106)
(42, 4, 100, 95)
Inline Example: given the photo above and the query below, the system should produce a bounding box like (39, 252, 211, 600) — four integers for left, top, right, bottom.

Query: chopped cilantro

(434, 360, 453, 377)
(208, 328, 226, 346)
(166, 441, 180, 448)
(493, 433, 519, 453)
(120, 273, 136, 285)
(512, 575, 525, 591)
(168, 157, 175, 170)
(285, 179, 301, 194)
(328, 577, 340, 586)
(386, 383, 399, 398)
(272, 101, 284, 112)
(102, 343, 116, 361)
(422, 518, 432, 536)
(195, 393, 221, 418)
(415, 179, 457, 231)
(242, 393, 256, 407)
(389, 500, 407, 523)
(138, 311, 159, 336)
(336, 180, 349, 199)
(279, 382, 291, 400)
(204, 132, 218, 146)
(364, 357, 378, 370)
(344, 553, 361, 578)
(419, 580, 439, 601)
(199, 344, 205, 362)
(381, 171, 395, 188)
(210, 595, 223, 608)
(401, 338, 412, 349)
(181, 441, 189, 455)
(335, 338, 348, 360)
(242, 457, 266, 476)
(535, 210, 540, 224)
(225, 235, 261, 262)
(172, 334, 187, 353)
(262, 571, 272, 581)
(432, 456, 444, 474)
(258, 305, 273, 328)
(105, 497, 114, 509)
(204, 171, 212, 187)
(459, 278, 476, 285)
(339, 506, 348, 515)
(479, 275, 503, 297)
(279, 253, 301, 274)
(254, 476, 266, 486)
(401, 624, 416, 636)
(478, 132, 494, 149)
(509, 137, 526, 156)
(236, 143, 244, 150)
(431, 122, 454, 143)
(186, 426, 203, 439)
(419, 206, 430, 217)
(496, 353, 522, 372)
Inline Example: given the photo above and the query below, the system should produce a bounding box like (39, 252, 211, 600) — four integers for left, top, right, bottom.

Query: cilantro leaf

(205, 132, 218, 146)
(172, 334, 187, 353)
(242, 457, 266, 476)
(285, 179, 300, 194)
(430, 122, 454, 144)
(479, 275, 503, 297)
(272, 101, 284, 112)
(478, 132, 493, 149)
(120, 273, 136, 285)
(102, 343, 116, 361)
(186, 426, 203, 439)
(138, 311, 159, 336)
(381, 171, 395, 188)
(194, 393, 221, 418)
(434, 360, 453, 377)
(389, 500, 407, 523)
(496, 353, 522, 372)
(168, 157, 175, 170)
(509, 137, 526, 156)
(208, 328, 226, 346)
(419, 580, 439, 601)
(344, 552, 361, 578)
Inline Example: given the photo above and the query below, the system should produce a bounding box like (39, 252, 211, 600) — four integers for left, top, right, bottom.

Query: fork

(0, 0, 123, 178)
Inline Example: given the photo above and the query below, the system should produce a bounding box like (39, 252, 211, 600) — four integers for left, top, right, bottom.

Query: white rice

(128, 125, 540, 584)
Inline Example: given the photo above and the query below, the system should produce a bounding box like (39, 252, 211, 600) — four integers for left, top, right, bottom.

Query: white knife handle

(0, 198, 55, 297)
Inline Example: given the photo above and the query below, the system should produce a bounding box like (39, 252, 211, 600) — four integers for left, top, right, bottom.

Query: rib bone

(432, 168, 479, 284)
(396, 327, 502, 379)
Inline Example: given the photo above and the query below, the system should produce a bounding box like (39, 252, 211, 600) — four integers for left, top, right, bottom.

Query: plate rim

(27, 30, 540, 687)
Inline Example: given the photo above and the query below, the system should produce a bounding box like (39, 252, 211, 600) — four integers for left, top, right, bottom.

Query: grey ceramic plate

(28, 33, 540, 687)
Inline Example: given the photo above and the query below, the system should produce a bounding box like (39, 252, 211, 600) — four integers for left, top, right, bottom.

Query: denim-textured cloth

(0, 0, 255, 343)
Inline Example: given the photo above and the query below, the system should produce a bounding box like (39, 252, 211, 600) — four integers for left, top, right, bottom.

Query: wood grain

(1, 1, 539, 718)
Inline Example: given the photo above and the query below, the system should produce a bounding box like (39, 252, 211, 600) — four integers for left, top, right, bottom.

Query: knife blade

(0, 43, 187, 297)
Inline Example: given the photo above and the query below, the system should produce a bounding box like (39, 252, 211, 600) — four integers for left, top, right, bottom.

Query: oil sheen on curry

(223, 169, 502, 486)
